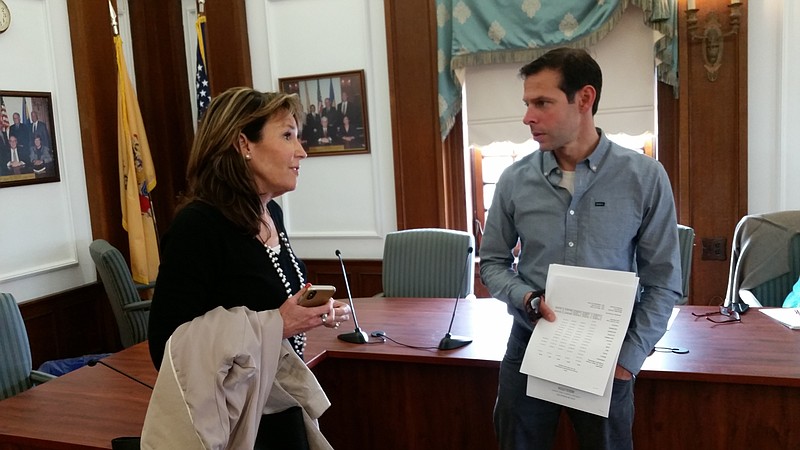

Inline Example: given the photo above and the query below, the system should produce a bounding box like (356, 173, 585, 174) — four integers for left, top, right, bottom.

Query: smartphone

(298, 285, 336, 307)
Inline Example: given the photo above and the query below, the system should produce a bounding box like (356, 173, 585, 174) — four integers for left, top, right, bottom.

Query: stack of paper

(520, 264, 639, 418)
(759, 308, 800, 330)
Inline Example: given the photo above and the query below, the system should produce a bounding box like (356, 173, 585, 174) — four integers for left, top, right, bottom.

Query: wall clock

(0, 0, 10, 34)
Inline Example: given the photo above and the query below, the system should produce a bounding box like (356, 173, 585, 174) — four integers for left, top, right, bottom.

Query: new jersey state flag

(114, 34, 159, 285)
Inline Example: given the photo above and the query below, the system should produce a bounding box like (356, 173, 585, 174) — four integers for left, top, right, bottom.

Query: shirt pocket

(587, 196, 640, 250)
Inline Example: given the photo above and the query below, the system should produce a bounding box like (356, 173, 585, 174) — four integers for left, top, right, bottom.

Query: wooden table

(1, 299, 798, 449)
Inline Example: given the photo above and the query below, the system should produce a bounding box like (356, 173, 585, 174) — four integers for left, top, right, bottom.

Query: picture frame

(0, 91, 60, 188)
(279, 70, 369, 156)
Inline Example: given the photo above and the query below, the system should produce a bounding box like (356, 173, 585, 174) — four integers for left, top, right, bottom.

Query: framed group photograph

(0, 91, 60, 188)
(279, 70, 369, 157)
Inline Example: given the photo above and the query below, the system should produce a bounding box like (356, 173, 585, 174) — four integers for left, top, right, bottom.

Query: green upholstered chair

(89, 239, 152, 348)
(381, 228, 475, 298)
(676, 224, 695, 305)
(0, 292, 56, 401)
(727, 211, 800, 307)
(745, 233, 800, 307)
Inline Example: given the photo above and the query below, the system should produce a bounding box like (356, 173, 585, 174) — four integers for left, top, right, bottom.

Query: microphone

(438, 246, 474, 350)
(335, 249, 369, 344)
(87, 358, 153, 389)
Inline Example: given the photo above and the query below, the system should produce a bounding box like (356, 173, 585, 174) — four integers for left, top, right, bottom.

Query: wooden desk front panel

(313, 358, 499, 450)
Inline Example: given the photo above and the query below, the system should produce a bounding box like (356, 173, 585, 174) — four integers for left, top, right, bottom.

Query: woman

(147, 87, 350, 449)
(29, 135, 53, 175)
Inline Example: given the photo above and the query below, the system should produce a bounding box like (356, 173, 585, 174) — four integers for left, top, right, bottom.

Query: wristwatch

(524, 290, 545, 323)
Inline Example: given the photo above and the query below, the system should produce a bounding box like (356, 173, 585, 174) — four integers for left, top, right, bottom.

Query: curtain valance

(436, 0, 678, 139)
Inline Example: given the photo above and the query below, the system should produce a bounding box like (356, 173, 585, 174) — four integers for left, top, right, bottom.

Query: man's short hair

(519, 47, 603, 115)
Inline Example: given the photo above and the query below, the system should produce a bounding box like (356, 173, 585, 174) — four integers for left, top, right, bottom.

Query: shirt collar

(541, 128, 609, 175)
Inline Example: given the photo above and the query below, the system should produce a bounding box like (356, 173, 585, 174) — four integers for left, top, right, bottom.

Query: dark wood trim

(442, 112, 468, 230)
(676, 0, 748, 305)
(657, 81, 681, 221)
(128, 0, 195, 235)
(384, 0, 448, 229)
(205, 0, 253, 94)
(19, 284, 119, 368)
(67, 0, 127, 254)
(304, 259, 384, 299)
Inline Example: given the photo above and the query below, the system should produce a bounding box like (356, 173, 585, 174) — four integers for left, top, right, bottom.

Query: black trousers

(254, 406, 310, 450)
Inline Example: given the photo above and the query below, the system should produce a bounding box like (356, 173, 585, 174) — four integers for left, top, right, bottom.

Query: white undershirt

(559, 170, 575, 195)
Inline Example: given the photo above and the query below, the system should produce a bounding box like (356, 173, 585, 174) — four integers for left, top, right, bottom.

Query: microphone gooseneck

(88, 358, 154, 389)
(438, 246, 474, 350)
(335, 249, 369, 344)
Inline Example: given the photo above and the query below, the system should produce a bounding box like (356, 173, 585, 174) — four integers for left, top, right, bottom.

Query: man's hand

(523, 291, 556, 323)
(538, 297, 556, 322)
(614, 364, 633, 380)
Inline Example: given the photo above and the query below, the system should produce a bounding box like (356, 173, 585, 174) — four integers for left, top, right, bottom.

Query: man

(9, 112, 30, 149)
(0, 124, 9, 174)
(321, 97, 340, 129)
(3, 135, 29, 173)
(315, 115, 335, 145)
(29, 110, 50, 149)
(479, 47, 681, 450)
(337, 91, 361, 127)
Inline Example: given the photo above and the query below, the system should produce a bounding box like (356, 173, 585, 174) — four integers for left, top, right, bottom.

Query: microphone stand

(438, 246, 474, 350)
(88, 358, 153, 389)
(335, 249, 369, 344)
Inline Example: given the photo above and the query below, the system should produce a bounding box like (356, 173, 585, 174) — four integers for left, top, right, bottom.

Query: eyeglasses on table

(691, 305, 742, 324)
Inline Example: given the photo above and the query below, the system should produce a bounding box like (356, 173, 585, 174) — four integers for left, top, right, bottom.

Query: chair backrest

(750, 233, 800, 307)
(0, 292, 35, 400)
(677, 224, 695, 305)
(382, 228, 475, 298)
(89, 239, 149, 348)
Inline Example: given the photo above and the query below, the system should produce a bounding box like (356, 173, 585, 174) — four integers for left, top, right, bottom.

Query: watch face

(0, 1, 10, 33)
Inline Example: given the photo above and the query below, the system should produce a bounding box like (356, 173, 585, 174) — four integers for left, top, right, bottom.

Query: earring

(245, 153, 252, 161)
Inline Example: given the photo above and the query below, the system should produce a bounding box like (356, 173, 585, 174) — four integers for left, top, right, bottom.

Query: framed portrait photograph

(0, 91, 60, 188)
(279, 70, 369, 157)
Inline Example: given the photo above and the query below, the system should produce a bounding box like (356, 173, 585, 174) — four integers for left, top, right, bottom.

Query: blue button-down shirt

(479, 131, 682, 374)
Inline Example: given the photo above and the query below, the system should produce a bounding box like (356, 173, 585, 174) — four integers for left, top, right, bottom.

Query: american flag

(195, 13, 211, 123)
(0, 96, 9, 132)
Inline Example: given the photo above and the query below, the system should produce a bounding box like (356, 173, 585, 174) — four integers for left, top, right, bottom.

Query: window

(470, 133, 653, 253)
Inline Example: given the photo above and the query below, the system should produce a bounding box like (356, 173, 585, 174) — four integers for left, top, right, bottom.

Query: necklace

(263, 231, 307, 357)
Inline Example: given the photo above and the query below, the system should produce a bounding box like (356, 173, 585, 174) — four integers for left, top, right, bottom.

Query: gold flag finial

(108, 0, 119, 36)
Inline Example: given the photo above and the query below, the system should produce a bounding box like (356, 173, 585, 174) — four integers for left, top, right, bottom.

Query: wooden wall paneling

(205, 0, 253, 93)
(304, 259, 384, 299)
(127, 1, 195, 235)
(657, 81, 681, 220)
(679, 0, 748, 305)
(442, 112, 468, 230)
(384, 0, 448, 229)
(19, 284, 116, 368)
(67, 0, 127, 253)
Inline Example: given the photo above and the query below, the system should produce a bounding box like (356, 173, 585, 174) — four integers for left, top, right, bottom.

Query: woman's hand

(278, 287, 353, 337)
(322, 300, 352, 329)
(279, 286, 333, 338)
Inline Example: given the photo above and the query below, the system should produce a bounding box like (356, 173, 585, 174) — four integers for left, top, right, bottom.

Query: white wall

(244, 0, 395, 260)
(464, 7, 658, 146)
(749, 0, 800, 213)
(0, 0, 94, 302)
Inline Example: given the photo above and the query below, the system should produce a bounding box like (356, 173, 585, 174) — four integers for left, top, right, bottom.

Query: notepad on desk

(759, 308, 800, 330)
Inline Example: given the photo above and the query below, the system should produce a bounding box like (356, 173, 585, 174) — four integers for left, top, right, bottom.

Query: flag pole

(108, 1, 118, 36)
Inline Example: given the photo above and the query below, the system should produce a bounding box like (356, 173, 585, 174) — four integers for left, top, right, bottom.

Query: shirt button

(568, 242, 575, 247)
(569, 210, 575, 215)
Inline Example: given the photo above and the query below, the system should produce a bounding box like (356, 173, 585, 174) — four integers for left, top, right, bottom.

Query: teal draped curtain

(436, 0, 678, 139)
